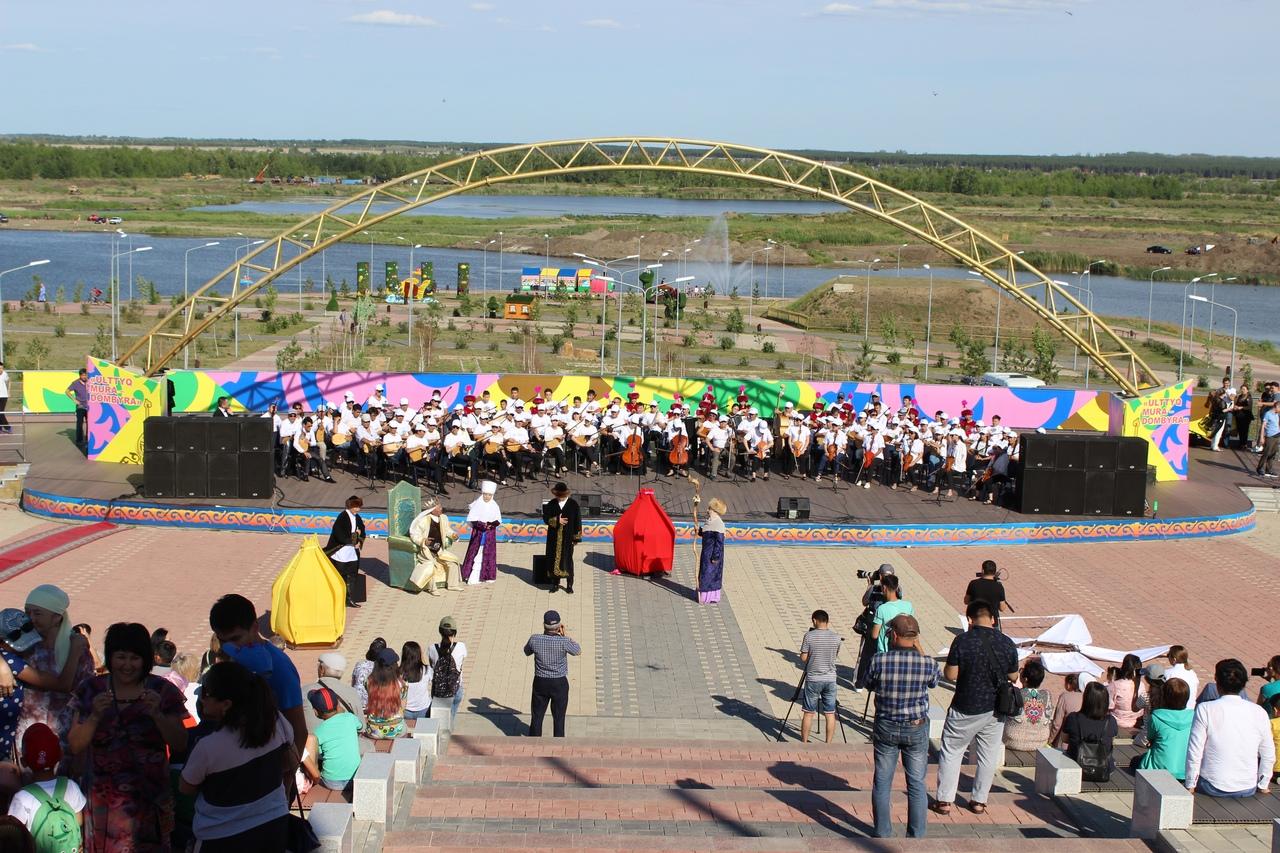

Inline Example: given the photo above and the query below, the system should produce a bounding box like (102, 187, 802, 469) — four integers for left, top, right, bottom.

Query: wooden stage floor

(19, 419, 1258, 526)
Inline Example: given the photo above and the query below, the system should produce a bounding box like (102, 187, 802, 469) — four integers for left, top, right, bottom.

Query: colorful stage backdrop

(23, 369, 1188, 479)
(85, 358, 164, 464)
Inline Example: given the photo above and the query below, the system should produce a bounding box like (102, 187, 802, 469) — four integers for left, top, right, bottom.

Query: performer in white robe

(408, 499, 463, 595)
(460, 481, 502, 585)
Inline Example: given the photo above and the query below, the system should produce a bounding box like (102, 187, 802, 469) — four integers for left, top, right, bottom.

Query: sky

(2, 0, 1277, 157)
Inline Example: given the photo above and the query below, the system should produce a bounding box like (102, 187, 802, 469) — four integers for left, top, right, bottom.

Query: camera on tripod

(856, 569, 876, 580)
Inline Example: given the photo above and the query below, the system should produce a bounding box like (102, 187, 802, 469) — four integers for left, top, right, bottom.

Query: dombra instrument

(408, 446, 427, 463)
(382, 439, 403, 455)
(483, 434, 503, 454)
(543, 436, 562, 451)
(332, 430, 351, 446)
(504, 439, 527, 453)
(297, 434, 311, 452)
(361, 439, 377, 455)
(571, 433, 596, 448)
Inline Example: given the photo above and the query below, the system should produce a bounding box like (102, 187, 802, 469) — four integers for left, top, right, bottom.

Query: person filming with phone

(523, 610, 580, 738)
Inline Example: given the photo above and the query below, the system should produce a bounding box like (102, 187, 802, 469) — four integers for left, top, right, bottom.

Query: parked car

(1145, 245, 1172, 254)
(87, 213, 105, 223)
(1185, 246, 1202, 255)
(980, 371, 1046, 389)
(107, 216, 124, 225)
(0, 213, 8, 224)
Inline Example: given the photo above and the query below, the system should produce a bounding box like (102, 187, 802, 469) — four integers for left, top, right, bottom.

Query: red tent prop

(612, 488, 676, 576)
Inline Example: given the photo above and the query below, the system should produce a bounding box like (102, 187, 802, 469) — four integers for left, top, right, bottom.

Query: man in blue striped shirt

(865, 614, 939, 839)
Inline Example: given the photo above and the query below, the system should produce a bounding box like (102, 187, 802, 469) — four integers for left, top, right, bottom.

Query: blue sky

(2, 0, 1276, 156)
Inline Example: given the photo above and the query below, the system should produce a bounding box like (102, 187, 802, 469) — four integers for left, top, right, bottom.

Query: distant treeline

(2, 140, 1279, 200)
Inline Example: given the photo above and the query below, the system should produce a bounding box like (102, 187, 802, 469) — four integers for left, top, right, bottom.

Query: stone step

(383, 829, 1151, 852)
(446, 734, 881, 762)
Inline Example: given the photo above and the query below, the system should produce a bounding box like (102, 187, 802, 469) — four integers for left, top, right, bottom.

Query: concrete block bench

(391, 736, 425, 784)
(429, 697, 454, 730)
(308, 801, 354, 853)
(928, 704, 945, 740)
(1271, 817, 1279, 853)
(409, 718, 441, 756)
(1129, 769, 1193, 838)
(353, 752, 395, 824)
(1034, 746, 1082, 796)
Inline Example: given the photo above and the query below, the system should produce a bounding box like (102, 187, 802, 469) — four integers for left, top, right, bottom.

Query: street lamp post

(1208, 277, 1237, 351)
(234, 239, 265, 359)
(476, 239, 495, 298)
(183, 241, 220, 368)
(544, 234, 550, 267)
(575, 254, 637, 375)
(780, 243, 787, 298)
(922, 264, 933, 382)
(397, 237, 424, 351)
(1056, 281, 1094, 388)
(856, 258, 880, 342)
(110, 247, 151, 361)
(496, 231, 504, 295)
(1189, 295, 1237, 382)
(764, 239, 777, 298)
(1178, 274, 1216, 380)
(1146, 266, 1172, 340)
(967, 269, 1002, 371)
(895, 243, 908, 276)
(0, 259, 50, 357)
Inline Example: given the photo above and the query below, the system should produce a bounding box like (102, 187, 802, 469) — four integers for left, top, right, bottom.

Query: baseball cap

(877, 563, 896, 576)
(889, 614, 920, 638)
(21, 723, 60, 771)
(308, 686, 341, 714)
(376, 647, 399, 666)
(439, 615, 458, 632)
(0, 608, 40, 654)
(543, 610, 561, 629)
(318, 652, 347, 673)
(1142, 663, 1167, 682)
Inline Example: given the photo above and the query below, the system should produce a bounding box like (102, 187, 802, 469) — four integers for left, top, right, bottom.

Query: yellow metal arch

(124, 137, 1157, 394)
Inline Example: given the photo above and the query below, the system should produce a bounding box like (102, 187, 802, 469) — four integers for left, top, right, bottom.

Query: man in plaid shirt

(865, 614, 938, 839)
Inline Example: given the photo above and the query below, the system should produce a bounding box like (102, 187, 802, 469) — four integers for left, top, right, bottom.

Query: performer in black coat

(325, 495, 367, 608)
(542, 482, 582, 595)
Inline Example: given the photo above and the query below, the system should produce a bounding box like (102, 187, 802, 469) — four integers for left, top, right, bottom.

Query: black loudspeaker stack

(579, 493, 603, 519)
(143, 417, 275, 500)
(776, 497, 811, 520)
(1018, 433, 1147, 517)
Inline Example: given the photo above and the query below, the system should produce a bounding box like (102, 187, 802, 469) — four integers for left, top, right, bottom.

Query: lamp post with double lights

(110, 246, 151, 361)
(234, 238, 265, 358)
(1054, 280, 1094, 388)
(922, 264, 934, 382)
(0, 259, 49, 357)
(397, 237, 424, 350)
(1147, 266, 1172, 340)
(574, 254, 638, 375)
(1178, 274, 1216, 380)
(1208, 277, 1237, 352)
(895, 243, 909, 276)
(475, 239, 495, 298)
(652, 274, 692, 373)
(617, 263, 663, 376)
(856, 258, 880, 342)
(183, 241, 220, 368)
(1188, 294, 1237, 383)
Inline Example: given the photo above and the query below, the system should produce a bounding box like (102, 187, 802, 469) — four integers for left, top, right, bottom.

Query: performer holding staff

(460, 482, 501, 585)
(408, 498, 463, 595)
(542, 482, 582, 595)
(696, 496, 728, 605)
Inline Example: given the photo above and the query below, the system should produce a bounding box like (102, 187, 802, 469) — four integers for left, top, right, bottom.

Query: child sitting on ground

(301, 687, 361, 792)
(6, 723, 84, 853)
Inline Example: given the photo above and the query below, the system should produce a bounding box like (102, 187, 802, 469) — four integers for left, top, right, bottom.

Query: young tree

(725, 307, 745, 335)
(1030, 327, 1060, 383)
(25, 337, 50, 369)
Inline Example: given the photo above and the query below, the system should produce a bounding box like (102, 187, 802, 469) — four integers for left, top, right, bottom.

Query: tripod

(775, 653, 849, 744)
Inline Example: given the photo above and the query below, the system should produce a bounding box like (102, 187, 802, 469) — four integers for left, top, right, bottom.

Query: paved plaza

(2, 501, 1278, 847)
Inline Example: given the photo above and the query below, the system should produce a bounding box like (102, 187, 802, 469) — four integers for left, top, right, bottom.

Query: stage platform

(17, 419, 1258, 547)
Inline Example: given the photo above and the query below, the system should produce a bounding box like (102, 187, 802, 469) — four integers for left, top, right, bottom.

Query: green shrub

(718, 336, 734, 350)
(697, 353, 713, 365)
(762, 341, 776, 354)
(53, 321, 66, 338)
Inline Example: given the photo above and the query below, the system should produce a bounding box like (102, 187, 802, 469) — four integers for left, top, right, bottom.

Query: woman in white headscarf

(460, 481, 502, 585)
(408, 498, 464, 594)
(17, 584, 95, 746)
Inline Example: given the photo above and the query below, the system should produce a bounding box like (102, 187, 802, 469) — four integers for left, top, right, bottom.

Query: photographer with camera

(853, 564, 903, 691)
(1255, 656, 1280, 710)
(523, 610, 581, 738)
(799, 610, 843, 744)
(964, 561, 1009, 628)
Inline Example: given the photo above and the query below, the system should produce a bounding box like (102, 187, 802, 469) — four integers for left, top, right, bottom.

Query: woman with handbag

(1063, 682, 1118, 782)
(179, 661, 297, 852)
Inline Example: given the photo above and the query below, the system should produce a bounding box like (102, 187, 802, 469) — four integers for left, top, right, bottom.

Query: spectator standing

(1233, 384, 1254, 450)
(799, 610, 843, 745)
(68, 622, 189, 852)
(1185, 659, 1274, 797)
(963, 561, 1009, 627)
(208, 594, 307, 759)
(179, 662, 294, 851)
(1049, 673, 1084, 749)
(1003, 660, 1054, 751)
(1107, 654, 1145, 732)
(933, 600, 1018, 816)
(65, 368, 90, 448)
(1137, 678, 1194, 780)
(351, 638, 386, 711)
(7, 723, 85, 850)
(865, 615, 938, 839)
(870, 576, 918, 655)
(427, 617, 467, 720)
(0, 362, 11, 433)
(1063, 682, 1118, 775)
(1254, 382, 1277, 453)
(1165, 646, 1200, 709)
(301, 687, 360, 793)
(523, 611, 580, 738)
(301, 653, 362, 733)
(1257, 399, 1280, 478)
(363, 649, 406, 739)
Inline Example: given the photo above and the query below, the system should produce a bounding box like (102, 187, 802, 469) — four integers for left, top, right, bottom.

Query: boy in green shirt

(302, 687, 362, 791)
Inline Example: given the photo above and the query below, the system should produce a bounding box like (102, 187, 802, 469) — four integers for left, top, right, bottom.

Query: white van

(980, 371, 1046, 388)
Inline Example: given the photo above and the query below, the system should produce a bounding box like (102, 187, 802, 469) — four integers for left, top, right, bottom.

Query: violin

(668, 432, 689, 467)
(622, 432, 645, 468)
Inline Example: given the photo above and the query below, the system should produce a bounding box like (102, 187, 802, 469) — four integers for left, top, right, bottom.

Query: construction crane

(249, 157, 271, 184)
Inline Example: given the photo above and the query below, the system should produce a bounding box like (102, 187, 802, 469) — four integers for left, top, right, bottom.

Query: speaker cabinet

(579, 493, 603, 519)
(1084, 471, 1116, 516)
(532, 554, 553, 585)
(1051, 470, 1087, 515)
(238, 452, 275, 499)
(777, 496, 811, 520)
(1055, 439, 1088, 470)
(208, 419, 241, 453)
(143, 451, 176, 498)
(207, 452, 239, 498)
(1114, 470, 1148, 517)
(174, 419, 207, 453)
(1085, 437, 1118, 471)
(1116, 437, 1148, 471)
(239, 418, 274, 452)
(1018, 467, 1056, 514)
(144, 418, 175, 453)
(176, 453, 207, 498)
(1021, 433, 1057, 469)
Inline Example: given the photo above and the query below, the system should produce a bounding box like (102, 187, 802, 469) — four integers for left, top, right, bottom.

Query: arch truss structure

(124, 137, 1157, 394)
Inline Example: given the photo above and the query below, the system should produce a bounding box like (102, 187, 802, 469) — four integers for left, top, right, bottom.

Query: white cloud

(582, 17, 622, 29)
(0, 43, 42, 52)
(867, 0, 1079, 11)
(494, 16, 513, 25)
(819, 3, 860, 14)
(347, 10, 441, 27)
(536, 24, 555, 32)
(470, 2, 494, 10)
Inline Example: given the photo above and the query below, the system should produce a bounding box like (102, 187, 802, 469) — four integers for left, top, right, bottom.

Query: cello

(622, 431, 645, 469)
(668, 432, 689, 470)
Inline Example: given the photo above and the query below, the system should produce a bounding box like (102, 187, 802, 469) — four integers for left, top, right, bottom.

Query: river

(2, 224, 1277, 345)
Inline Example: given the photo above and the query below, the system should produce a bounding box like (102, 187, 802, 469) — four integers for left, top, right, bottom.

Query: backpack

(432, 643, 460, 698)
(24, 778, 81, 853)
(1074, 720, 1113, 783)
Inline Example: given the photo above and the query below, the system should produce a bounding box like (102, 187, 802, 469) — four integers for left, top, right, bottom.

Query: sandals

(969, 802, 987, 815)
(929, 801, 952, 816)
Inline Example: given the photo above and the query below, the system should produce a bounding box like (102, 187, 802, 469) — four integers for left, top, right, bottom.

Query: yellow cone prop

(271, 534, 347, 647)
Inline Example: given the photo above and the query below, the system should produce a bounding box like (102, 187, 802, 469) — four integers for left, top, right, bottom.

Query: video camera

(1252, 666, 1269, 678)
(856, 569, 877, 580)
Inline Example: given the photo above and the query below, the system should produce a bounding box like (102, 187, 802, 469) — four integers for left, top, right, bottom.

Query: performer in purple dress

(697, 497, 727, 605)
(461, 481, 502, 585)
